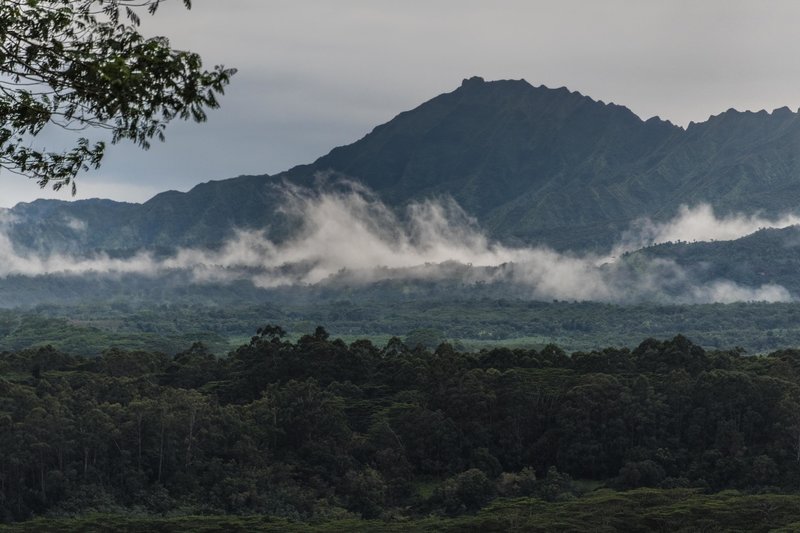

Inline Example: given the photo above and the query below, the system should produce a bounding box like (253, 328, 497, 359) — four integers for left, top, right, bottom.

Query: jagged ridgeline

(6, 76, 800, 256)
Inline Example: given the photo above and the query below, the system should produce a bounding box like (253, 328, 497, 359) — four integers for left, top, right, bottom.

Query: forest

(7, 299, 800, 357)
(3, 327, 800, 530)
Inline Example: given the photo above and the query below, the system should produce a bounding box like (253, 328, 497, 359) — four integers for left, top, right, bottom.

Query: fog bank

(0, 184, 796, 304)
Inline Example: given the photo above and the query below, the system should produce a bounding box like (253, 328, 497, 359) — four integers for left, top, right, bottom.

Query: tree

(434, 468, 495, 515)
(0, 0, 235, 192)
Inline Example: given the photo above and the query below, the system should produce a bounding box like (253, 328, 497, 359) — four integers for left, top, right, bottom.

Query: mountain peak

(453, 78, 661, 130)
(460, 75, 485, 87)
(294, 77, 682, 240)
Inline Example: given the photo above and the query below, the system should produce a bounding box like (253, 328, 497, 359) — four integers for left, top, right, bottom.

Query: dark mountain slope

(7, 199, 139, 254)
(627, 225, 800, 293)
(6, 175, 282, 254)
(284, 77, 681, 247)
(6, 77, 800, 254)
(126, 174, 283, 248)
(638, 107, 800, 218)
(275, 77, 800, 248)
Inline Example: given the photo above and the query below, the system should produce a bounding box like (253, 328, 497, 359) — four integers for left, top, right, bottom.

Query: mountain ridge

(6, 77, 800, 254)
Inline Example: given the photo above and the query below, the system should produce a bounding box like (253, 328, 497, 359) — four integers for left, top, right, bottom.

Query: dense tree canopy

(0, 0, 235, 192)
(4, 329, 800, 525)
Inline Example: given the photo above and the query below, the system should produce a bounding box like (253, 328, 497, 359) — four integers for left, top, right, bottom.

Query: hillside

(6, 77, 800, 255)
(4, 175, 282, 255)
(286, 78, 800, 249)
(283, 76, 680, 249)
(627, 225, 800, 293)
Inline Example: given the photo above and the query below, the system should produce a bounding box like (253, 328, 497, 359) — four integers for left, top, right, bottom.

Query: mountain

(6, 76, 800, 254)
(5, 175, 284, 255)
(626, 225, 800, 294)
(283, 77, 681, 249)
(285, 77, 800, 249)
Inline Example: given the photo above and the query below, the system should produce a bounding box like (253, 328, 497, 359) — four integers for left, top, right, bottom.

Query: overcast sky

(3, 0, 800, 208)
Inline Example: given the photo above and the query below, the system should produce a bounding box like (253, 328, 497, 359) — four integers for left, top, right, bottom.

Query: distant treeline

(2, 329, 800, 524)
(10, 299, 800, 356)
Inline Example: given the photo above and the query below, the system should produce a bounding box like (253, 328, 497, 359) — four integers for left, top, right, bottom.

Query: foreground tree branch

(0, 0, 236, 193)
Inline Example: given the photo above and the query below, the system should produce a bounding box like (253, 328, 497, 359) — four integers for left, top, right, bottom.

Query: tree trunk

(185, 407, 196, 468)
(796, 428, 800, 462)
(158, 413, 165, 483)
(39, 457, 46, 501)
(137, 412, 143, 471)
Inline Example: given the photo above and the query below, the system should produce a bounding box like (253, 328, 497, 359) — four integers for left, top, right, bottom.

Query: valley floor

(2, 489, 800, 532)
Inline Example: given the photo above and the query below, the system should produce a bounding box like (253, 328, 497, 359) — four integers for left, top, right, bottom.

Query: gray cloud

(6, 1, 800, 206)
(614, 204, 800, 255)
(0, 183, 796, 304)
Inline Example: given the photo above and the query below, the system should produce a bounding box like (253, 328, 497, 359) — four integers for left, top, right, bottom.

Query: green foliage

(3, 328, 800, 527)
(0, 0, 235, 191)
(0, 312, 230, 357)
(404, 328, 445, 350)
(10, 298, 800, 357)
(630, 225, 800, 295)
(615, 460, 667, 489)
(459, 489, 800, 532)
(5, 489, 800, 531)
(433, 468, 495, 515)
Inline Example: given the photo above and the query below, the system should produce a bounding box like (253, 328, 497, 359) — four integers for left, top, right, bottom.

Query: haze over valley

(5, 78, 800, 309)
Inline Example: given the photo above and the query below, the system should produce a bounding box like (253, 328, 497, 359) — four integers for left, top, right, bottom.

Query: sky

(3, 0, 800, 208)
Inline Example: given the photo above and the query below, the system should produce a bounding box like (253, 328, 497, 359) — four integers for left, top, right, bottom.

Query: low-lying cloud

(0, 183, 797, 304)
(619, 204, 800, 250)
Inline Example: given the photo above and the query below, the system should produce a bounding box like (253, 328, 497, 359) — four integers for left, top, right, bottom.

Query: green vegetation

(630, 225, 800, 294)
(4, 489, 800, 531)
(3, 329, 800, 530)
(0, 0, 234, 191)
(0, 314, 230, 357)
(7, 299, 800, 356)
